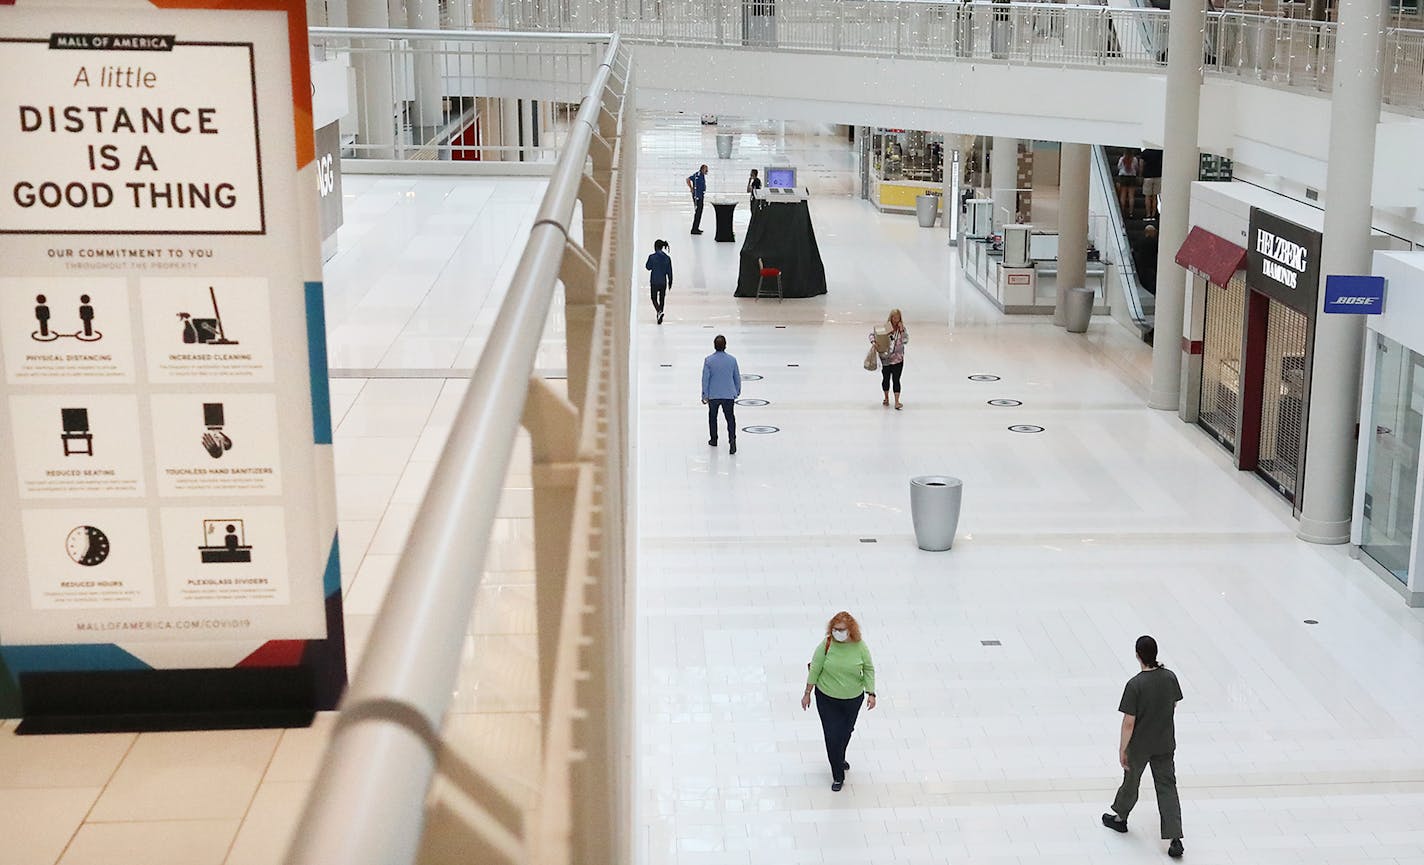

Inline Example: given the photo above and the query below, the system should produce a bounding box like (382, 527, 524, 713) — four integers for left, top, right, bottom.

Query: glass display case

(867, 128, 945, 214)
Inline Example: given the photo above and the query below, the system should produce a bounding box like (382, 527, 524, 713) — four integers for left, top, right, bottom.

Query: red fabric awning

(1175, 226, 1247, 287)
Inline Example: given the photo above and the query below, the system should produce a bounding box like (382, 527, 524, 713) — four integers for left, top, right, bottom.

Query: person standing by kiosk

(687, 164, 708, 234)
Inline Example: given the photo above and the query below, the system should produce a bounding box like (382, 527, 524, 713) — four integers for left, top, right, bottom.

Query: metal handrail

(308, 25, 616, 40)
(1091, 144, 1150, 334)
(283, 33, 622, 865)
(574, 0, 1424, 114)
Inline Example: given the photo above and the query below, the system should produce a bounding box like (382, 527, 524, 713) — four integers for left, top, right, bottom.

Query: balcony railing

(286, 31, 636, 865)
(309, 27, 617, 163)
(610, 0, 1173, 68)
(510, 0, 1424, 116)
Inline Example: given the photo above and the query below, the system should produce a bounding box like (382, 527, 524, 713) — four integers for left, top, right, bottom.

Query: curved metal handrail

(1091, 143, 1150, 334)
(283, 32, 623, 865)
(579, 0, 1424, 113)
(308, 25, 617, 40)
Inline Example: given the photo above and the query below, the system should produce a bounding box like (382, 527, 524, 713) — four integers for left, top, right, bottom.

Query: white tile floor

(3, 118, 1424, 865)
(632, 118, 1424, 865)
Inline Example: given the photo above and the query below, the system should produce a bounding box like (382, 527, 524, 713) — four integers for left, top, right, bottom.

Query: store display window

(1360, 334, 1424, 584)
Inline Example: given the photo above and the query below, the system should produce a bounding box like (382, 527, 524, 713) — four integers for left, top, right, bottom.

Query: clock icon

(65, 525, 110, 567)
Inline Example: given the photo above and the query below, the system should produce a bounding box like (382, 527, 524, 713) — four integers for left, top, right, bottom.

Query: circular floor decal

(741, 374, 763, 381)
(742, 425, 779, 435)
(968, 374, 1001, 382)
(988, 399, 1022, 407)
(1008, 424, 1045, 434)
(736, 398, 770, 407)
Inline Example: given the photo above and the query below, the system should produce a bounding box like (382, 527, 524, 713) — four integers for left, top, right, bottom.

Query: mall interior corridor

(2, 119, 1424, 865)
(631, 122, 1424, 865)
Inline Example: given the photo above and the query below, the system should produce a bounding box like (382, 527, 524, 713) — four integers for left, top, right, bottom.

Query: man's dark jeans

(707, 398, 735, 444)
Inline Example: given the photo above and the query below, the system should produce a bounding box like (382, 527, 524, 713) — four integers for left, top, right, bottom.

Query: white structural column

(990, 137, 1019, 231)
(942, 135, 957, 241)
(503, 98, 525, 162)
(407, 0, 444, 135)
(1148, 0, 1205, 410)
(447, 0, 472, 28)
(312, 0, 347, 25)
(1297, 0, 1385, 544)
(1056, 142, 1091, 327)
(472, 0, 516, 160)
(349, 0, 397, 159)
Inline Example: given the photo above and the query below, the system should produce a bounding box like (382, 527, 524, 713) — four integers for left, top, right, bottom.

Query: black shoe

(1168, 839, 1184, 858)
(843, 761, 850, 771)
(831, 780, 843, 792)
(1102, 813, 1128, 833)
(708, 438, 717, 447)
(657, 312, 663, 324)
(691, 229, 703, 235)
(729, 442, 737, 455)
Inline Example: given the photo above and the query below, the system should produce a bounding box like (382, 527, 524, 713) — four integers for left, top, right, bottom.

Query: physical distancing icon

(32, 293, 103, 342)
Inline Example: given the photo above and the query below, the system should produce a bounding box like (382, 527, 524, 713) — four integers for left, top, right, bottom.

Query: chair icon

(60, 408, 93, 456)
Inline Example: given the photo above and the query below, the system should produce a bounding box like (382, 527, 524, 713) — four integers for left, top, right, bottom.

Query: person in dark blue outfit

(686, 164, 708, 234)
(645, 239, 673, 324)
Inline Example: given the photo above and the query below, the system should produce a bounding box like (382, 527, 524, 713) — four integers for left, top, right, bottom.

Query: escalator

(1090, 144, 1156, 342)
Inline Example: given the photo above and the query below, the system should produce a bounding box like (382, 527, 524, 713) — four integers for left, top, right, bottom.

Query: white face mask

(832, 629, 849, 642)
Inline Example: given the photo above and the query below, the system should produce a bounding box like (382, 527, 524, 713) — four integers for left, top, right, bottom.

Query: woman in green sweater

(801, 610, 876, 791)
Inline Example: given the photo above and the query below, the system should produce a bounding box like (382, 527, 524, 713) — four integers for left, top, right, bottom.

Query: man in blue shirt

(686, 164, 708, 235)
(645, 239, 673, 324)
(701, 334, 741, 454)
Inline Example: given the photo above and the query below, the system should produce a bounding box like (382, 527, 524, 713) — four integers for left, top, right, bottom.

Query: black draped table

(733, 199, 828, 298)
(711, 199, 738, 242)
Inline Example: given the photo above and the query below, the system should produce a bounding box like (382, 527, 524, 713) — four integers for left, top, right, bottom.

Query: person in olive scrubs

(801, 611, 876, 791)
(1102, 635, 1185, 859)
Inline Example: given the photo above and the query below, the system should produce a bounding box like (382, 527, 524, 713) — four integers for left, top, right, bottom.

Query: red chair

(756, 258, 783, 301)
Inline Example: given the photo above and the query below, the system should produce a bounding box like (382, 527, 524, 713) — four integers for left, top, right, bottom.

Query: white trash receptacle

(715, 133, 733, 159)
(915, 194, 938, 228)
(1065, 286, 1094, 333)
(910, 476, 963, 551)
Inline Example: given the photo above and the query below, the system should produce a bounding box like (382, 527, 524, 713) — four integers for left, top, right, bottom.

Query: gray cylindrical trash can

(715, 133, 733, 159)
(1065, 286, 1094, 333)
(910, 476, 963, 551)
(915, 194, 938, 228)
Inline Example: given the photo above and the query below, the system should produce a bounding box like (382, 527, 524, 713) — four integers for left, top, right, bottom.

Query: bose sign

(1323, 275, 1386, 315)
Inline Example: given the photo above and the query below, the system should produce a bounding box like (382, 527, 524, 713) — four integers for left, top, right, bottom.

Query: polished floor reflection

(632, 123, 1424, 865)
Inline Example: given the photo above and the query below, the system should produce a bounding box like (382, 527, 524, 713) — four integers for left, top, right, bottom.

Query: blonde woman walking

(801, 611, 876, 791)
(869, 309, 909, 409)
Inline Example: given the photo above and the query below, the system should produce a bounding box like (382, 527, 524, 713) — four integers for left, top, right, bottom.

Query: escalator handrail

(1092, 143, 1149, 330)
